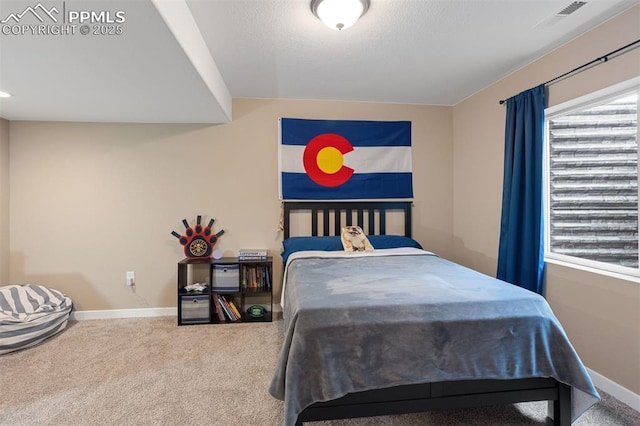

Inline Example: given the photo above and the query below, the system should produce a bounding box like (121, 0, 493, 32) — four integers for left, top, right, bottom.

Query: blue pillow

(281, 235, 422, 264)
(368, 235, 423, 250)
(282, 236, 342, 264)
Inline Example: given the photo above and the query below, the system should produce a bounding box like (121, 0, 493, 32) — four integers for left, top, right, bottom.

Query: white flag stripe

(280, 145, 412, 174)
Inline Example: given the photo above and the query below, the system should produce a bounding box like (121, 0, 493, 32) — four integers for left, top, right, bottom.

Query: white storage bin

(212, 264, 240, 292)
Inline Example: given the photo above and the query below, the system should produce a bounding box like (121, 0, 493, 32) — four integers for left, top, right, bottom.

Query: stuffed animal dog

(341, 226, 374, 252)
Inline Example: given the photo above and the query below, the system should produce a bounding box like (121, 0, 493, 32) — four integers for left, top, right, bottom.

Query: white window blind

(545, 78, 640, 278)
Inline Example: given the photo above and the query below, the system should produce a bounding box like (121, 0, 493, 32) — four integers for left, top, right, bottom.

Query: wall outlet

(126, 271, 135, 286)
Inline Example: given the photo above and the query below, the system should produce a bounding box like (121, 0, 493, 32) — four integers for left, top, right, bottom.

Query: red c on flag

(303, 133, 354, 187)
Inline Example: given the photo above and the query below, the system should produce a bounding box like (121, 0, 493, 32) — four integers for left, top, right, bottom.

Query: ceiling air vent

(557, 1, 587, 16)
(534, 1, 588, 28)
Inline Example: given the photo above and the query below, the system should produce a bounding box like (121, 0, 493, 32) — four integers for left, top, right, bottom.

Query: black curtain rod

(499, 39, 640, 105)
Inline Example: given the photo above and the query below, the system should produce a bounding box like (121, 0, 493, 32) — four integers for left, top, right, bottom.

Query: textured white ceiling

(0, 0, 637, 123)
(187, 0, 638, 105)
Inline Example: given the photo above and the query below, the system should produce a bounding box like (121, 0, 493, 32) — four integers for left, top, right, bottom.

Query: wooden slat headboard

(283, 201, 412, 239)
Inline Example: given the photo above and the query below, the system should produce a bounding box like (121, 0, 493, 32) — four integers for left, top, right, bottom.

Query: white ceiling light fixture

(0, 91, 11, 98)
(311, 0, 369, 31)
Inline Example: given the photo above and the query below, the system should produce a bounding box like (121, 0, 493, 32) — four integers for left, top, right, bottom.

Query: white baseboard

(69, 305, 281, 320)
(587, 367, 640, 411)
(70, 307, 177, 321)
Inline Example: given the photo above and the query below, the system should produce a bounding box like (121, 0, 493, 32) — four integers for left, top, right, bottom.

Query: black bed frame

(282, 201, 571, 426)
(283, 201, 412, 239)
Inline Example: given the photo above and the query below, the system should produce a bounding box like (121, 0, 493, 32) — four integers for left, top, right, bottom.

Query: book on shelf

(238, 249, 268, 260)
(240, 264, 271, 290)
(212, 294, 225, 322)
(216, 294, 239, 321)
(215, 294, 231, 321)
(265, 267, 271, 290)
(224, 296, 242, 319)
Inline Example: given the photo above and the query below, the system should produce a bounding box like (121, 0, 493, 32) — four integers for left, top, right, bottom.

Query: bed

(269, 201, 599, 426)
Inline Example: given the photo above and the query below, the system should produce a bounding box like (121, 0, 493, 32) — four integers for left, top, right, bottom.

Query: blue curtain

(497, 85, 546, 295)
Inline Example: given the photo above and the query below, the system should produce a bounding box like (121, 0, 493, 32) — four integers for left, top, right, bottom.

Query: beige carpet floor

(1, 316, 638, 426)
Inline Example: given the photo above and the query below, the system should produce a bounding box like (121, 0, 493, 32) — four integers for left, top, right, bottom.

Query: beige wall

(453, 6, 640, 394)
(8, 99, 452, 311)
(0, 118, 8, 284)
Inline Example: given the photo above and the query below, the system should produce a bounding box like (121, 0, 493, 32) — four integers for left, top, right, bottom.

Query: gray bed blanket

(269, 249, 599, 425)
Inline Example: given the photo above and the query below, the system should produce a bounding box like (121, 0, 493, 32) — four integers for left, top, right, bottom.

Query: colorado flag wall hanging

(279, 118, 413, 200)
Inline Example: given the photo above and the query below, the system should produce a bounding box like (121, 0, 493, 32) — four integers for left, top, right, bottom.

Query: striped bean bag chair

(0, 284, 73, 355)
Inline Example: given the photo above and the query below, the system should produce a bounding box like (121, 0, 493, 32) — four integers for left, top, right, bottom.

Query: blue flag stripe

(281, 118, 411, 147)
(281, 172, 413, 200)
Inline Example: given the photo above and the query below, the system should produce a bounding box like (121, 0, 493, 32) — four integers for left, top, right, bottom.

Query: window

(544, 77, 640, 279)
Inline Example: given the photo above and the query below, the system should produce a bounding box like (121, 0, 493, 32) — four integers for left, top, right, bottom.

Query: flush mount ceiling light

(0, 91, 10, 98)
(311, 0, 369, 31)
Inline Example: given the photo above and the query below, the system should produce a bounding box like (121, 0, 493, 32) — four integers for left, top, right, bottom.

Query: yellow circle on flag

(316, 146, 344, 174)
